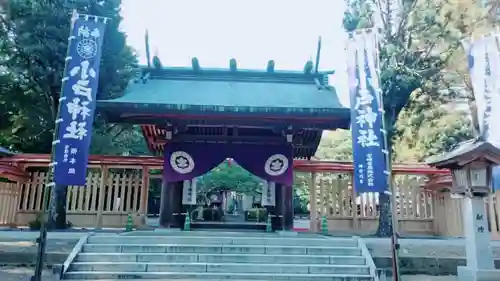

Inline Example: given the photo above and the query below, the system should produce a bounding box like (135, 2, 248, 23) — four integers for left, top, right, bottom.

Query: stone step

(63, 271, 374, 280)
(75, 253, 367, 265)
(69, 262, 370, 275)
(87, 235, 357, 247)
(82, 244, 362, 256)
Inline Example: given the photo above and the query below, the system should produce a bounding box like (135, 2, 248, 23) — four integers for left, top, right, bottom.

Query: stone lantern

(427, 139, 500, 281)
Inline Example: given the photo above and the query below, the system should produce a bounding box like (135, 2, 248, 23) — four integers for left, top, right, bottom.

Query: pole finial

(145, 29, 151, 68)
(314, 36, 322, 73)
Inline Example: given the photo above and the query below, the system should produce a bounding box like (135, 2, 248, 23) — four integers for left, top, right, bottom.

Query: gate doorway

(153, 160, 288, 231)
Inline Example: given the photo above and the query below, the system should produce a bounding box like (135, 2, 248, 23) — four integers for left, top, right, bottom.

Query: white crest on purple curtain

(463, 33, 500, 191)
(264, 154, 289, 176)
(170, 151, 195, 174)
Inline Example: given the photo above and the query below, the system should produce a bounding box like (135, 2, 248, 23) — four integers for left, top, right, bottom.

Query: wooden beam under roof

(153, 134, 293, 145)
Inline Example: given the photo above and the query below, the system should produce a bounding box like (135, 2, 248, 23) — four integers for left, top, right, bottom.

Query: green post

(266, 214, 272, 232)
(125, 213, 133, 232)
(321, 216, 328, 235)
(184, 213, 191, 231)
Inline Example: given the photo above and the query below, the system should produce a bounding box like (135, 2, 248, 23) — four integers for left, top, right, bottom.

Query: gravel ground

(0, 267, 56, 281)
(0, 266, 457, 281)
(400, 277, 456, 281)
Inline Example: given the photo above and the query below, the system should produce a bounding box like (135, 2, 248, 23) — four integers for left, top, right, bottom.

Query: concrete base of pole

(456, 196, 498, 281)
(457, 266, 500, 281)
(462, 196, 495, 269)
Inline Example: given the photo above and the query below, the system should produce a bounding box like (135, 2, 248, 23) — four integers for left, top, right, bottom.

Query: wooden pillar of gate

(172, 181, 184, 228)
(159, 180, 170, 228)
(159, 181, 183, 228)
(95, 165, 108, 228)
(273, 184, 283, 230)
(309, 172, 318, 232)
(139, 166, 150, 226)
(282, 184, 294, 231)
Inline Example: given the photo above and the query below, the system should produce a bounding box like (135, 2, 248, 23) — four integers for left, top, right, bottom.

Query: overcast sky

(120, 0, 350, 107)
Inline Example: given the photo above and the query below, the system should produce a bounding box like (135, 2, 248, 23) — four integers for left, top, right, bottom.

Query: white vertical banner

(463, 33, 500, 191)
(261, 181, 276, 206)
(182, 178, 197, 205)
(463, 34, 500, 141)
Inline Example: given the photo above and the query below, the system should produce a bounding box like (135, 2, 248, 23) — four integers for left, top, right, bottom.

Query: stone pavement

(364, 237, 500, 275)
(0, 267, 458, 281)
(364, 238, 500, 258)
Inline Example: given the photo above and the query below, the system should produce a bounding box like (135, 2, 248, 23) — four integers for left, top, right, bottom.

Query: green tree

(90, 124, 150, 156)
(0, 0, 138, 228)
(344, 0, 487, 236)
(393, 91, 474, 162)
(0, 0, 138, 153)
(197, 161, 264, 203)
(315, 130, 353, 161)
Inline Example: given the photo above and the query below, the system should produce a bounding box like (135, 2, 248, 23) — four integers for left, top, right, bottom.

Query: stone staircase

(62, 231, 375, 280)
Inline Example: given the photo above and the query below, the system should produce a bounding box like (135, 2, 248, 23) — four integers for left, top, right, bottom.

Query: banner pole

(380, 98, 401, 281)
(372, 30, 401, 281)
(30, 10, 79, 281)
(347, 28, 401, 281)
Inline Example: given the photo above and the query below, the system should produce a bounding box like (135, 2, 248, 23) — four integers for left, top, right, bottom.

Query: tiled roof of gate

(97, 67, 350, 122)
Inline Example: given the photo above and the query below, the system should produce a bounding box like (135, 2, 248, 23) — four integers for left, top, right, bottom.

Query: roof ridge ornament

(133, 68, 150, 84)
(191, 57, 201, 72)
(229, 58, 237, 72)
(152, 55, 162, 70)
(145, 29, 151, 68)
(314, 36, 322, 73)
(132, 69, 142, 84)
(303, 60, 313, 74)
(267, 60, 275, 73)
(141, 72, 150, 84)
(152, 48, 162, 70)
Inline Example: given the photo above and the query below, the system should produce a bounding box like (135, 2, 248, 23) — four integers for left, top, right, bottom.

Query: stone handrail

(60, 233, 92, 279)
(354, 236, 379, 281)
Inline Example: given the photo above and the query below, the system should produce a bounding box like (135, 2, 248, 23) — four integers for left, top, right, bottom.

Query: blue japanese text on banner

(54, 16, 106, 186)
(464, 35, 500, 191)
(347, 31, 387, 194)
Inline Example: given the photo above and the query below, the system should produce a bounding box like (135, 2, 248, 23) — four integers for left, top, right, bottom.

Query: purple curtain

(232, 144, 293, 186)
(163, 143, 293, 185)
(163, 143, 226, 182)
